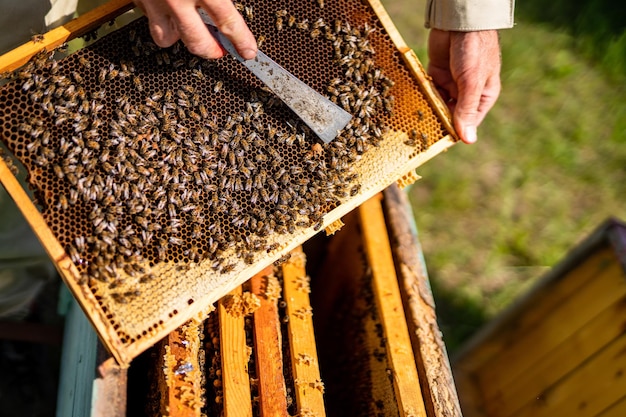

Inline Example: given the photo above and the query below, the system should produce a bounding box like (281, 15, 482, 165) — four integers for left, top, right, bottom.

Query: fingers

(453, 79, 481, 144)
(427, 29, 456, 103)
(171, 6, 225, 59)
(199, 0, 257, 60)
(135, 0, 179, 48)
(450, 30, 501, 144)
(475, 73, 501, 127)
(427, 29, 451, 69)
(135, 0, 257, 60)
(427, 29, 501, 144)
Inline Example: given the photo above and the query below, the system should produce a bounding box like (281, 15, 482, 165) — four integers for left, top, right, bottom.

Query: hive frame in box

(0, 0, 457, 365)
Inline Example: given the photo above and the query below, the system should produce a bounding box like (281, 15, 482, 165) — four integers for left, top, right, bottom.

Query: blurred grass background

(383, 0, 626, 353)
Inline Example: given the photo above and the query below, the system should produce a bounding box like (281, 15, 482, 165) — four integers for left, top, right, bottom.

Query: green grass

(383, 0, 626, 353)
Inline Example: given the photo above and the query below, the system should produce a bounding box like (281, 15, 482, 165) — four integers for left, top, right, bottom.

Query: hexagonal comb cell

(0, 0, 453, 364)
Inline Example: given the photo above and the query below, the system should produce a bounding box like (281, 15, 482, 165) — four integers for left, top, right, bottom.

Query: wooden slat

(511, 333, 626, 417)
(598, 395, 626, 417)
(219, 286, 253, 417)
(312, 211, 402, 416)
(382, 185, 462, 417)
(488, 296, 626, 416)
(250, 267, 289, 417)
(499, 247, 618, 332)
(1, 0, 459, 369)
(455, 245, 618, 372)
(359, 195, 427, 417)
(453, 370, 487, 417)
(282, 246, 326, 417)
(156, 321, 204, 417)
(0, 160, 75, 283)
(93, 347, 127, 417)
(0, 0, 134, 73)
(477, 259, 626, 400)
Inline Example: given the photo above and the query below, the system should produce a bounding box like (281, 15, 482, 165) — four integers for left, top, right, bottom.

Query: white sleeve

(425, 0, 515, 31)
(45, 0, 79, 28)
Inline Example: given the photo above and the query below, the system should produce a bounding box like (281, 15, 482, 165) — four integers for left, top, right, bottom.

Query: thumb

(453, 80, 482, 144)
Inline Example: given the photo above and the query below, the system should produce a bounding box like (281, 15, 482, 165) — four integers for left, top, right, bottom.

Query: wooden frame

(78, 189, 460, 416)
(0, 0, 457, 365)
(383, 185, 463, 417)
(453, 219, 626, 417)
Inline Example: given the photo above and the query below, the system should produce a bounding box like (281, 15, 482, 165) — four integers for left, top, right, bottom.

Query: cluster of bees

(270, 10, 396, 150)
(3, 7, 396, 303)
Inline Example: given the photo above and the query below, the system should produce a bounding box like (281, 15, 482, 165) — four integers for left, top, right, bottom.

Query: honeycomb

(0, 0, 451, 364)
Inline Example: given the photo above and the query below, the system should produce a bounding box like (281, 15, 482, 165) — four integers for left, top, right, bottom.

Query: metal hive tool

(0, 0, 457, 365)
(199, 9, 353, 143)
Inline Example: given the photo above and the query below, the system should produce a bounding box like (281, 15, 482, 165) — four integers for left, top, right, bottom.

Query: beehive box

(0, 0, 457, 365)
(67, 188, 460, 417)
(453, 219, 626, 417)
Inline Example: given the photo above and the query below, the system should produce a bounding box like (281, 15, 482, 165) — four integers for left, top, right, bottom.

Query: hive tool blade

(199, 9, 352, 143)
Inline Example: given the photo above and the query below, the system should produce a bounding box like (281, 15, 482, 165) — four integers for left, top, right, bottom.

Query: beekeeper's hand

(428, 29, 501, 144)
(134, 0, 257, 60)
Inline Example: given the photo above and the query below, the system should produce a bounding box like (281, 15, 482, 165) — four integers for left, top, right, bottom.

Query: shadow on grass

(429, 276, 488, 356)
(516, 0, 626, 81)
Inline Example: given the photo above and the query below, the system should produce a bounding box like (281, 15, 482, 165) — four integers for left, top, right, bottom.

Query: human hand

(427, 29, 501, 144)
(133, 0, 257, 60)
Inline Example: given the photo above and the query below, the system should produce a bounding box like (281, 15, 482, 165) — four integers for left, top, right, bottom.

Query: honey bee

(98, 68, 107, 83)
(53, 164, 65, 179)
(169, 236, 184, 246)
(274, 253, 291, 266)
(275, 17, 284, 31)
(192, 68, 205, 80)
(179, 84, 194, 94)
(244, 6, 254, 20)
(295, 19, 309, 31)
(67, 243, 85, 265)
(133, 75, 143, 92)
(106, 67, 119, 81)
(70, 70, 84, 84)
(110, 293, 127, 304)
(185, 56, 198, 69)
(139, 273, 156, 284)
(213, 80, 223, 93)
(31, 33, 44, 43)
(160, 51, 172, 65)
(313, 18, 326, 29)
(21, 76, 36, 92)
(188, 110, 201, 122)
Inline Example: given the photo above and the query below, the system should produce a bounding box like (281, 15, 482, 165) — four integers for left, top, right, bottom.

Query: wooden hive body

(58, 188, 461, 417)
(454, 219, 626, 417)
(0, 0, 456, 365)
